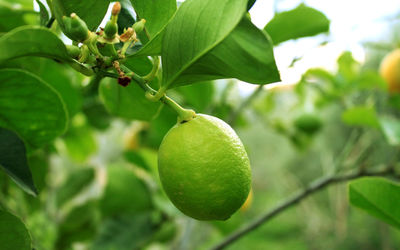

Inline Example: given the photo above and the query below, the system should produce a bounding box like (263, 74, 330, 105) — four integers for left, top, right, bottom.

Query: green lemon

(158, 114, 251, 220)
(294, 113, 322, 135)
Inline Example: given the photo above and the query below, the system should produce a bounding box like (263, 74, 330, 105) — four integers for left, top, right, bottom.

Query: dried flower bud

(112, 2, 121, 16)
(120, 27, 136, 42)
(118, 76, 131, 87)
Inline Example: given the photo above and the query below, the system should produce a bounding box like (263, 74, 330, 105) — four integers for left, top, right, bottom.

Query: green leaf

(35, 0, 49, 26)
(123, 56, 153, 76)
(131, 32, 163, 57)
(337, 51, 359, 82)
(175, 81, 215, 112)
(0, 69, 68, 148)
(161, 0, 248, 88)
(3, 0, 33, 8)
(4, 57, 83, 118)
(349, 177, 400, 229)
(0, 128, 37, 196)
(99, 77, 161, 121)
(130, 0, 176, 39)
(169, 17, 280, 87)
(304, 68, 335, 83)
(92, 213, 159, 250)
(82, 100, 112, 130)
(0, 2, 29, 32)
(341, 106, 380, 129)
(0, 210, 31, 250)
(28, 152, 49, 192)
(389, 94, 400, 110)
(56, 168, 95, 207)
(264, 4, 330, 45)
(0, 26, 71, 64)
(357, 71, 388, 91)
(53, 0, 109, 31)
(141, 107, 177, 149)
(379, 116, 400, 146)
(62, 116, 98, 163)
(99, 164, 152, 217)
(56, 201, 98, 248)
(247, 0, 256, 11)
(127, 0, 176, 57)
(117, 1, 135, 34)
(123, 151, 150, 171)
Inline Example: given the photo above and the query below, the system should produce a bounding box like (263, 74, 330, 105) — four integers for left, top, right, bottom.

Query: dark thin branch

(210, 167, 397, 250)
(227, 85, 264, 126)
(46, 17, 55, 28)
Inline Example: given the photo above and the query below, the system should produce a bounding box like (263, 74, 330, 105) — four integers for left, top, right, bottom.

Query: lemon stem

(143, 56, 160, 82)
(163, 96, 196, 123)
(127, 70, 195, 122)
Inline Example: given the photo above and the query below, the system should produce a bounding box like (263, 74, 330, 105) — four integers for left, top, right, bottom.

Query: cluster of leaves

(253, 49, 400, 237)
(2, 0, 399, 249)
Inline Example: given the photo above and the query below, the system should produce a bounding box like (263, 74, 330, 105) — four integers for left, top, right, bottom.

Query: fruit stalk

(127, 70, 195, 122)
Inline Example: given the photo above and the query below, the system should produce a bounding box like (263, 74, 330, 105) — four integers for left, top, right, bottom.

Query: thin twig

(46, 17, 55, 28)
(227, 85, 265, 126)
(210, 167, 397, 250)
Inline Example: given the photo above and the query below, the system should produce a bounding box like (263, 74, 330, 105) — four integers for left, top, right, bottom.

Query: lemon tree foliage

(264, 3, 330, 45)
(0, 2, 32, 32)
(0, 69, 68, 148)
(349, 178, 400, 229)
(161, 0, 280, 88)
(53, 0, 109, 31)
(0, 26, 71, 63)
(0, 210, 31, 250)
(0, 128, 37, 195)
(3, 0, 400, 249)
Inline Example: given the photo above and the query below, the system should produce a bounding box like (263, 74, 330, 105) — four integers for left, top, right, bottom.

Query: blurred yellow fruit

(379, 49, 400, 93)
(123, 122, 147, 151)
(240, 188, 253, 212)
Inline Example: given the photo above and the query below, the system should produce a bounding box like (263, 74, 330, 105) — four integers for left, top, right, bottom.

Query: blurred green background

(1, 0, 400, 249)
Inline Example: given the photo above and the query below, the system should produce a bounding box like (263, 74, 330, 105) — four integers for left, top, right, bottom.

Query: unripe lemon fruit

(158, 114, 251, 220)
(294, 113, 322, 135)
(379, 49, 400, 93)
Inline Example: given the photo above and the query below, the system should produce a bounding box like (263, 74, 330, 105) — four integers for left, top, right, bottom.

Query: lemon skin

(158, 114, 251, 220)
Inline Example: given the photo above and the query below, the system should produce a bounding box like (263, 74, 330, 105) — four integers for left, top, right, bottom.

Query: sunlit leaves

(129, 0, 176, 38)
(349, 177, 400, 229)
(161, 0, 247, 88)
(341, 106, 380, 128)
(171, 17, 280, 87)
(128, 0, 177, 57)
(161, 0, 279, 88)
(265, 4, 329, 45)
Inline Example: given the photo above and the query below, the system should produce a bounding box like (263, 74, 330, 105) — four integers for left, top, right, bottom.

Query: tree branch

(210, 167, 397, 250)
